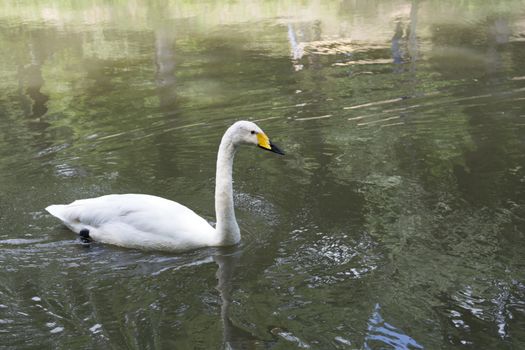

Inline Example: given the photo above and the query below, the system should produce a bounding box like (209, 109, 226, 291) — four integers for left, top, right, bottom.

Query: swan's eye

(250, 130, 256, 135)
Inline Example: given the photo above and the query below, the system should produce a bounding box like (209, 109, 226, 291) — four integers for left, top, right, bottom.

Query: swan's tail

(45, 204, 67, 222)
(46, 204, 85, 235)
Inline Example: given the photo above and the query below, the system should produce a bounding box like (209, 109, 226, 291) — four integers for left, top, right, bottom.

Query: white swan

(46, 121, 284, 251)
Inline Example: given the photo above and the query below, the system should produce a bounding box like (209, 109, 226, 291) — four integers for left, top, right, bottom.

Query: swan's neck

(215, 134, 240, 245)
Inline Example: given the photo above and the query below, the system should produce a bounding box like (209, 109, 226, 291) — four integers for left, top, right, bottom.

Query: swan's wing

(46, 194, 216, 250)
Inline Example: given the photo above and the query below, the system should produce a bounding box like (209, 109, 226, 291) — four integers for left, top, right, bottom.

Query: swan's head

(228, 120, 285, 155)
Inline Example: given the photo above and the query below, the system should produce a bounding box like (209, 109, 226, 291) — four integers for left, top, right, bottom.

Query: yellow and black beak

(257, 133, 285, 155)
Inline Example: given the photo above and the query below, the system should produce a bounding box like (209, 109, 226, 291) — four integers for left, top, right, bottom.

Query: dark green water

(1, 1, 525, 348)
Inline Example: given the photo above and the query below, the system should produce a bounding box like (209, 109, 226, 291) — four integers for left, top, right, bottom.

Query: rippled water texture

(1, 1, 525, 348)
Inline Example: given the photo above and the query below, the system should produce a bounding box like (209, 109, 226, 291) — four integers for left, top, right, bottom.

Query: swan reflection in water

(213, 247, 257, 349)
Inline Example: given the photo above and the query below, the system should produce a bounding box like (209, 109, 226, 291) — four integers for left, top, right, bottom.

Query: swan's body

(47, 194, 217, 251)
(46, 121, 284, 251)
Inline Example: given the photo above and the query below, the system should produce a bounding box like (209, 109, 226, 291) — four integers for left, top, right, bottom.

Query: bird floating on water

(46, 121, 284, 251)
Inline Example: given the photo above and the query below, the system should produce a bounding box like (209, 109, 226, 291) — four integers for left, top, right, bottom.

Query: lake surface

(1, 0, 525, 348)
